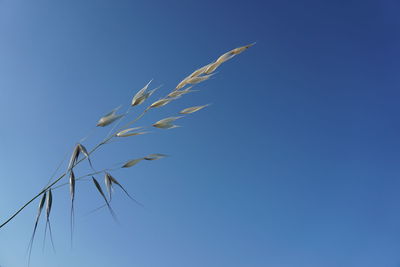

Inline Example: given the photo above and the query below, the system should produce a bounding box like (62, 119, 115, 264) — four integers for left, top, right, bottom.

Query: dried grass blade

(179, 104, 210, 114)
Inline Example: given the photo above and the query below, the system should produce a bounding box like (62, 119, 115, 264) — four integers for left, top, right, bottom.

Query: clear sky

(0, 0, 399, 266)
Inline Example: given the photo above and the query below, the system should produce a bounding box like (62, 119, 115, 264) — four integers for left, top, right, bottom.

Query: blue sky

(0, 0, 399, 266)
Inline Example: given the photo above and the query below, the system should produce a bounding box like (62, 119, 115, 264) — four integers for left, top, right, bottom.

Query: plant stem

(0, 107, 149, 230)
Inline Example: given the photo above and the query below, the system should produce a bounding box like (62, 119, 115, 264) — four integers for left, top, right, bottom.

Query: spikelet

(27, 192, 47, 265)
(167, 87, 195, 98)
(67, 145, 80, 171)
(92, 177, 117, 221)
(106, 174, 143, 206)
(131, 80, 158, 106)
(116, 127, 148, 137)
(231, 42, 256, 55)
(149, 98, 177, 109)
(216, 42, 255, 64)
(122, 158, 144, 168)
(185, 74, 214, 85)
(44, 189, 55, 252)
(104, 173, 113, 200)
(96, 108, 123, 127)
(78, 143, 94, 170)
(216, 52, 235, 64)
(153, 116, 182, 129)
(179, 104, 210, 114)
(144, 153, 167, 160)
(204, 61, 222, 74)
(188, 63, 212, 78)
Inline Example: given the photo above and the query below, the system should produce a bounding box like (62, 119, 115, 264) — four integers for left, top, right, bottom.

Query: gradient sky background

(0, 0, 399, 266)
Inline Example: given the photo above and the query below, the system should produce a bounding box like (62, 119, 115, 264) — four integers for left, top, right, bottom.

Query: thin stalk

(0, 107, 149, 230)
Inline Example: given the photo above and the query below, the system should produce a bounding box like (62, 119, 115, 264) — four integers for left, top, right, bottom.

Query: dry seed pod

(175, 78, 189, 90)
(117, 131, 148, 137)
(36, 192, 47, 222)
(204, 61, 222, 74)
(97, 109, 123, 127)
(144, 153, 167, 160)
(69, 171, 76, 202)
(44, 189, 55, 252)
(188, 63, 212, 78)
(67, 145, 80, 171)
(28, 192, 47, 264)
(216, 42, 255, 64)
(131, 80, 155, 106)
(106, 174, 142, 206)
(78, 143, 94, 170)
(122, 158, 144, 168)
(152, 116, 182, 129)
(92, 177, 108, 204)
(231, 42, 256, 55)
(185, 74, 214, 85)
(116, 127, 145, 137)
(149, 98, 176, 109)
(167, 87, 195, 98)
(104, 173, 113, 200)
(46, 189, 53, 219)
(216, 52, 235, 64)
(179, 104, 209, 114)
(92, 177, 117, 221)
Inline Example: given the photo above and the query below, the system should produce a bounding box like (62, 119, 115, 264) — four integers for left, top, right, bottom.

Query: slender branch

(0, 107, 149, 230)
(0, 79, 185, 230)
(0, 173, 65, 229)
